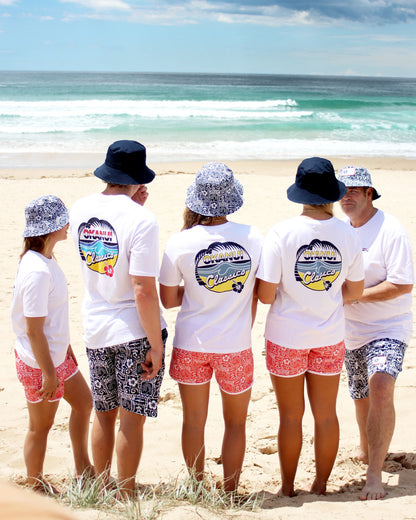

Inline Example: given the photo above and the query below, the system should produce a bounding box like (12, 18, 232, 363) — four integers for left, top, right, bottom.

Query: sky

(0, 0, 416, 77)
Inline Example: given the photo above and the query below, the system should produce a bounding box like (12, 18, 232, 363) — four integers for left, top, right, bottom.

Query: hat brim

(94, 163, 155, 185)
(287, 180, 347, 204)
(185, 179, 244, 217)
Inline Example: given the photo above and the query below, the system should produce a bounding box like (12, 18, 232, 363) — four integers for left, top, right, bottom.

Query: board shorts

(265, 340, 345, 377)
(344, 337, 407, 399)
(86, 329, 167, 417)
(169, 347, 253, 395)
(15, 350, 78, 403)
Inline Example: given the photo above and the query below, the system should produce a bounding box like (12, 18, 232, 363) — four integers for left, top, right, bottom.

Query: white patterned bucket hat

(23, 195, 69, 237)
(185, 162, 244, 216)
(337, 166, 381, 200)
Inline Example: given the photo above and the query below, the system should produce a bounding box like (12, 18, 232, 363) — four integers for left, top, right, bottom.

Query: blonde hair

(304, 203, 334, 216)
(182, 207, 219, 230)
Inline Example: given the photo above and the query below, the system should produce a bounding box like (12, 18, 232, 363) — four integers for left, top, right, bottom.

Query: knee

(369, 373, 395, 403)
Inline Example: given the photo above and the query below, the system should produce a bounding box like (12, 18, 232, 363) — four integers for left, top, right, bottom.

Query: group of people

(11, 140, 413, 503)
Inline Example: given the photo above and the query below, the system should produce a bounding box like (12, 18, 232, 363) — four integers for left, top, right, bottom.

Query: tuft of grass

(15, 469, 262, 520)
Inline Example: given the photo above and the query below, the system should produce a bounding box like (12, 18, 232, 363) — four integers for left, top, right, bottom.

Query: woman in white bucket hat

(11, 195, 93, 494)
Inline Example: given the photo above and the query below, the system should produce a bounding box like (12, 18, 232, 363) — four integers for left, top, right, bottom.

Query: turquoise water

(0, 71, 415, 165)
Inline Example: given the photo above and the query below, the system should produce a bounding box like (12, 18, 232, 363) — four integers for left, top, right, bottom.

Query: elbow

(258, 293, 275, 305)
(160, 297, 176, 309)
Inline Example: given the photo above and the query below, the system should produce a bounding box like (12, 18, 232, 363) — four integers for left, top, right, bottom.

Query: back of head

(94, 140, 155, 186)
(287, 157, 347, 205)
(185, 162, 244, 218)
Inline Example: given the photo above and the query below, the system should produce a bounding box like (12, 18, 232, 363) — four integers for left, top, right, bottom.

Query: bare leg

(116, 408, 146, 498)
(220, 388, 251, 492)
(306, 373, 340, 495)
(353, 397, 370, 463)
(270, 373, 305, 497)
(24, 400, 59, 487)
(91, 408, 118, 486)
(360, 372, 395, 501)
(178, 382, 210, 481)
(63, 371, 94, 477)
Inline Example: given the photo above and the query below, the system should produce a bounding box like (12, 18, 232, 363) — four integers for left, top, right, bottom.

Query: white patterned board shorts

(86, 329, 167, 417)
(344, 337, 407, 400)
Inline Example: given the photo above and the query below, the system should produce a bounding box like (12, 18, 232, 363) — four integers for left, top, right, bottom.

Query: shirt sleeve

(346, 231, 365, 282)
(22, 270, 50, 318)
(129, 213, 160, 278)
(159, 235, 183, 286)
(384, 229, 414, 285)
(256, 228, 282, 284)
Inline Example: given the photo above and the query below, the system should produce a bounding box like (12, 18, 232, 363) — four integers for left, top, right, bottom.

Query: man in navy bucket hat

(337, 165, 414, 501)
(70, 140, 167, 497)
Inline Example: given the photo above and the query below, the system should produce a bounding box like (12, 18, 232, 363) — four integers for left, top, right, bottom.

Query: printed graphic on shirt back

(195, 241, 251, 293)
(77, 218, 118, 277)
(294, 239, 342, 291)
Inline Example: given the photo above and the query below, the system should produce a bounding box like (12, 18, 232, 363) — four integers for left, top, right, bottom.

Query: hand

(37, 372, 60, 400)
(141, 348, 163, 380)
(132, 185, 149, 206)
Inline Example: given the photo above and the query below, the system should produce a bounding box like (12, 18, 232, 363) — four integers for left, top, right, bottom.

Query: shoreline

(1, 156, 416, 180)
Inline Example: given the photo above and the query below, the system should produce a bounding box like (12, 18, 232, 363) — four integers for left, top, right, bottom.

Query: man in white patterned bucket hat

(337, 165, 414, 501)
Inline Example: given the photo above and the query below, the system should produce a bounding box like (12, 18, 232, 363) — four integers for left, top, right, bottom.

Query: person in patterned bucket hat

(337, 166, 381, 200)
(337, 165, 413, 500)
(185, 161, 243, 217)
(11, 195, 93, 494)
(159, 162, 263, 492)
(23, 195, 69, 237)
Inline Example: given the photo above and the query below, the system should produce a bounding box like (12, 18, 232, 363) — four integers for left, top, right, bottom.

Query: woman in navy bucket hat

(11, 195, 93, 494)
(256, 157, 364, 496)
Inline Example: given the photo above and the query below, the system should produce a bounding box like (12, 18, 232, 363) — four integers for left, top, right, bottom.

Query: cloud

(0, 0, 17, 5)
(60, 0, 131, 11)
(58, 0, 416, 25)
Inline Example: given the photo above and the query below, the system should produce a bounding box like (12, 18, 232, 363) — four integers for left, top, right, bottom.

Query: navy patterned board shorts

(344, 337, 407, 400)
(86, 329, 167, 417)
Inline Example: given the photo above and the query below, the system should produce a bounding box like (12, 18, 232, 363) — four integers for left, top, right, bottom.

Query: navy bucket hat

(287, 157, 347, 204)
(94, 140, 155, 185)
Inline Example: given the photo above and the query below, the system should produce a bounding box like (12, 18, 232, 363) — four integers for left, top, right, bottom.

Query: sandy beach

(1, 157, 415, 519)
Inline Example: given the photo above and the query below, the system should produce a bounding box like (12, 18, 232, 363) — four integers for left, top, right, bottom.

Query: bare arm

(251, 279, 259, 327)
(132, 275, 164, 379)
(342, 279, 364, 304)
(358, 281, 413, 304)
(256, 279, 278, 305)
(25, 316, 60, 400)
(159, 284, 184, 309)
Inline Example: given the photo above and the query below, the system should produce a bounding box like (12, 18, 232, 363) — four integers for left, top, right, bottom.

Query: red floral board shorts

(266, 340, 345, 377)
(169, 347, 253, 395)
(15, 350, 78, 403)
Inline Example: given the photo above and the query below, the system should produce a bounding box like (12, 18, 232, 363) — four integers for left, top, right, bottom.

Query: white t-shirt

(70, 192, 166, 349)
(257, 215, 364, 349)
(11, 250, 70, 368)
(159, 221, 263, 353)
(343, 210, 414, 349)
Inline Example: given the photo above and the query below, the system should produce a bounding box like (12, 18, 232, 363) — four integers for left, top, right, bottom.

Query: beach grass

(13, 470, 262, 520)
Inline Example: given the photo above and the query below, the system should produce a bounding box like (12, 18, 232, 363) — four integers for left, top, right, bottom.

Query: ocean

(0, 71, 415, 168)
